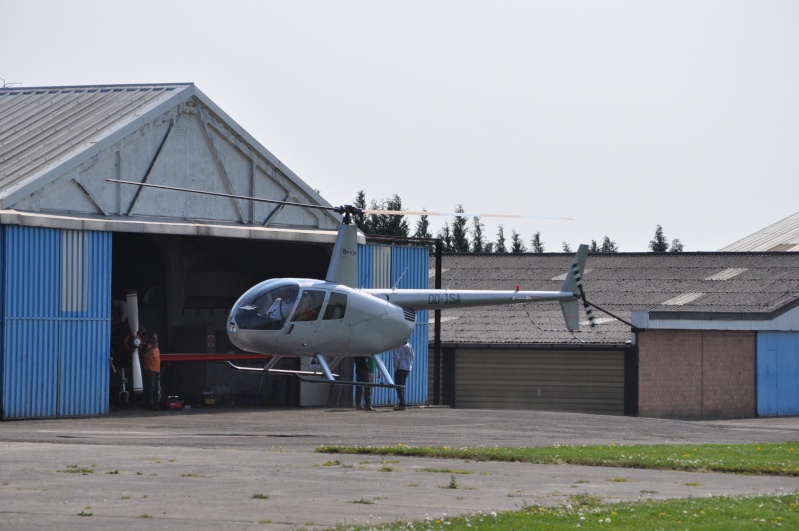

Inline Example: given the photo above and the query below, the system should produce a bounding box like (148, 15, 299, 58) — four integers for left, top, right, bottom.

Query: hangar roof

(719, 211, 799, 252)
(0, 83, 345, 241)
(435, 251, 799, 347)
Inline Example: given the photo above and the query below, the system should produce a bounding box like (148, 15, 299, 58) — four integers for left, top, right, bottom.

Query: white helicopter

(109, 179, 590, 389)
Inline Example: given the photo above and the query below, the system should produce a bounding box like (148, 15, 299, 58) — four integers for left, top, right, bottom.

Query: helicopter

(108, 179, 591, 389)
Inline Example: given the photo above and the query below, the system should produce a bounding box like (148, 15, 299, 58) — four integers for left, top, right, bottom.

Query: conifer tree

(530, 232, 544, 253)
(353, 191, 370, 233)
(495, 224, 507, 253)
(649, 225, 669, 252)
(413, 210, 432, 239)
(510, 230, 527, 253)
(471, 217, 487, 252)
(450, 205, 470, 252)
(600, 236, 619, 252)
(562, 242, 572, 253)
(438, 224, 453, 252)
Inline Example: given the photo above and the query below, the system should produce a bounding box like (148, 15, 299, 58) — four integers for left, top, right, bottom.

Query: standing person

(392, 342, 414, 411)
(354, 357, 375, 411)
(142, 332, 161, 411)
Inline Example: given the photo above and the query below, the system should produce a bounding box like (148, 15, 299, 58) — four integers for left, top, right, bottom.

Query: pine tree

(450, 205, 470, 252)
(530, 232, 544, 253)
(353, 191, 370, 233)
(471, 216, 487, 252)
(437, 224, 453, 252)
(562, 242, 572, 253)
(366, 195, 409, 236)
(413, 210, 432, 239)
(589, 240, 600, 253)
(600, 236, 618, 252)
(495, 224, 507, 253)
(649, 225, 669, 252)
(510, 230, 527, 253)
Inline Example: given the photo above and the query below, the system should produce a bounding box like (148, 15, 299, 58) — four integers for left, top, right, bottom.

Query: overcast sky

(4, 1, 798, 251)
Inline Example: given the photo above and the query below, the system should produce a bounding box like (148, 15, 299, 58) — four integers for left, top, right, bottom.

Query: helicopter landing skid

(295, 374, 404, 388)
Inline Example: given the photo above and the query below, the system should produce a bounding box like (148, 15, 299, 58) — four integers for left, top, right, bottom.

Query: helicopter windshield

(233, 282, 299, 330)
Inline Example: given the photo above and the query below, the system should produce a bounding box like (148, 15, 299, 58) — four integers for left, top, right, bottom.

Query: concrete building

(431, 251, 799, 420)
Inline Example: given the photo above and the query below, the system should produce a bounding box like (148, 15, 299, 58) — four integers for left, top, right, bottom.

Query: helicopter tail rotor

(559, 244, 594, 332)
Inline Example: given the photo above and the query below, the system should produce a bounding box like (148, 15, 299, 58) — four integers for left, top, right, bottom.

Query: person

(392, 342, 414, 410)
(354, 357, 375, 411)
(141, 332, 161, 411)
(265, 286, 296, 324)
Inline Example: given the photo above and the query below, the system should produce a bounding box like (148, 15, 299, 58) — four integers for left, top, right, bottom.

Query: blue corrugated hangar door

(757, 332, 799, 416)
(357, 244, 429, 408)
(0, 226, 111, 419)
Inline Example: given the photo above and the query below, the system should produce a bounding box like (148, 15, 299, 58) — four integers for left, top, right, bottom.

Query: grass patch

(58, 465, 94, 475)
(418, 467, 473, 474)
(77, 506, 93, 517)
(251, 493, 270, 499)
(349, 498, 377, 504)
(317, 442, 799, 476)
(332, 493, 799, 530)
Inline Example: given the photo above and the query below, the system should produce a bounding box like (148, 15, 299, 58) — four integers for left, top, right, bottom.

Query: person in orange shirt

(142, 332, 161, 411)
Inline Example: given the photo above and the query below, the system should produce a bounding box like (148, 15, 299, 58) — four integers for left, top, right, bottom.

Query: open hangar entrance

(111, 231, 332, 408)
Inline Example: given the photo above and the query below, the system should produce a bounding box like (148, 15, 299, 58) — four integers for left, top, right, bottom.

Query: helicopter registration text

(428, 294, 461, 305)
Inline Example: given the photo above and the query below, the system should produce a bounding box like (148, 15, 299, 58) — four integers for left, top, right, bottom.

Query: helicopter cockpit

(231, 280, 300, 331)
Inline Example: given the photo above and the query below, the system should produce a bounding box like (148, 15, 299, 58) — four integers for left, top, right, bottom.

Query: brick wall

(638, 329, 756, 420)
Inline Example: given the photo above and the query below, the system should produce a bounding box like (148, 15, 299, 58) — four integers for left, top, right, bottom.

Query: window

(291, 290, 326, 322)
(322, 292, 347, 320)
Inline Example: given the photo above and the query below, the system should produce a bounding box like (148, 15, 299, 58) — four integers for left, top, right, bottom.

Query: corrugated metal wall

(757, 331, 799, 416)
(1, 225, 111, 419)
(358, 243, 429, 407)
(449, 349, 626, 415)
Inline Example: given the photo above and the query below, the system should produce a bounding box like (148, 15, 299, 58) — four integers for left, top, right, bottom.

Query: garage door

(454, 349, 626, 415)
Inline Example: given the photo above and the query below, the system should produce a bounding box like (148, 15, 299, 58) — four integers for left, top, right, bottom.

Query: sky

(4, 0, 799, 251)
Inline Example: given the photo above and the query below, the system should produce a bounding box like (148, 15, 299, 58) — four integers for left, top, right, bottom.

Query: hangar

(431, 251, 799, 420)
(0, 83, 428, 419)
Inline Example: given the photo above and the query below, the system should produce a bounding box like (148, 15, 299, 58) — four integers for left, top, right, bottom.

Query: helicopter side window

(322, 292, 347, 320)
(290, 290, 326, 322)
(235, 284, 299, 330)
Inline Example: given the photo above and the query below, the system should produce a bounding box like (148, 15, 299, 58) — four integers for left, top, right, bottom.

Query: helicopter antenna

(392, 265, 409, 289)
(444, 266, 461, 291)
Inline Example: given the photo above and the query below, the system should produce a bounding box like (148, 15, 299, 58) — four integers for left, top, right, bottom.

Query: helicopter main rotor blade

(363, 208, 575, 221)
(107, 179, 337, 212)
(108, 179, 574, 221)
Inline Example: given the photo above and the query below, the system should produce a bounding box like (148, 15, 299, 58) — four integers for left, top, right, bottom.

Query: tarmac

(2, 405, 799, 530)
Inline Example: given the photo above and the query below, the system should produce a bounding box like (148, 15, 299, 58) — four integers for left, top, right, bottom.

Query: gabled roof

(720, 212, 799, 252)
(1, 83, 190, 201)
(0, 83, 342, 239)
(435, 251, 799, 346)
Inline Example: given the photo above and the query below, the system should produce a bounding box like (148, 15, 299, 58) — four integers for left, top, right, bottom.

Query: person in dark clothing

(354, 357, 375, 411)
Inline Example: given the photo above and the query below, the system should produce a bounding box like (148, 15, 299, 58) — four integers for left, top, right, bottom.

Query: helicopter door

(279, 290, 327, 345)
